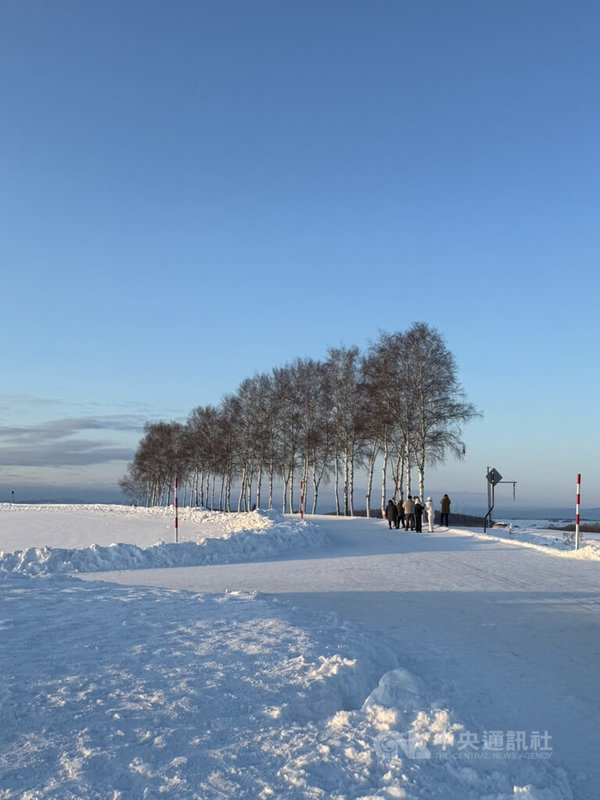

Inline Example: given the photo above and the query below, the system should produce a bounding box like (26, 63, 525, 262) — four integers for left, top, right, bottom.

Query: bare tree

(230, 373, 279, 511)
(400, 323, 480, 500)
(271, 364, 303, 512)
(361, 349, 391, 517)
(186, 405, 221, 507)
(365, 331, 412, 514)
(290, 358, 330, 515)
(122, 324, 479, 518)
(119, 462, 147, 505)
(247, 372, 277, 510)
(308, 396, 336, 515)
(325, 346, 366, 516)
(217, 395, 239, 511)
(123, 421, 188, 506)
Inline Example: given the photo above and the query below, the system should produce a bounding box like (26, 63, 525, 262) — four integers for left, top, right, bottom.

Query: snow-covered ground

(477, 518, 600, 560)
(0, 504, 328, 574)
(1, 504, 598, 799)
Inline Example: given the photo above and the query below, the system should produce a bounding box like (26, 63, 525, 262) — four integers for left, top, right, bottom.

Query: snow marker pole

(575, 473, 581, 550)
(175, 476, 179, 543)
(300, 480, 305, 519)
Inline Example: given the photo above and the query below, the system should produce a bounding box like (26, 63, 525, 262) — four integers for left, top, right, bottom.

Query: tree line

(119, 323, 480, 516)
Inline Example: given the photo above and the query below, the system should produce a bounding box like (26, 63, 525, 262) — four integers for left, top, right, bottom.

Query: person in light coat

(425, 496, 435, 532)
(402, 495, 415, 530)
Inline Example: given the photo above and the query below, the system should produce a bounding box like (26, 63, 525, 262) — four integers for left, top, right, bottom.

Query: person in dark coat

(440, 494, 451, 527)
(396, 496, 404, 530)
(385, 499, 398, 529)
(414, 496, 424, 532)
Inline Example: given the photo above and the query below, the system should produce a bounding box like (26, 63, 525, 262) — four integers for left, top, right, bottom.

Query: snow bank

(469, 521, 600, 561)
(0, 506, 327, 575)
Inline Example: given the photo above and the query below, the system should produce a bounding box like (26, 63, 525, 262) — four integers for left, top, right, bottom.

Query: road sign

(487, 468, 503, 486)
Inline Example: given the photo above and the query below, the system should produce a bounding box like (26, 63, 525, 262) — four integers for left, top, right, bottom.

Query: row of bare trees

(119, 323, 480, 515)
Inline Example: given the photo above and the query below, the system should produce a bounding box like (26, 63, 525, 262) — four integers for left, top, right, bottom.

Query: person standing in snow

(440, 494, 451, 527)
(396, 495, 404, 530)
(403, 495, 415, 530)
(414, 496, 424, 532)
(425, 497, 435, 532)
(385, 499, 398, 530)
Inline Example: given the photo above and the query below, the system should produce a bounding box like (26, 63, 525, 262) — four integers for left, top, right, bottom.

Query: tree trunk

(268, 465, 274, 510)
(380, 443, 388, 517)
(343, 451, 350, 516)
(193, 469, 199, 507)
(281, 476, 288, 513)
(392, 453, 402, 498)
(211, 474, 216, 510)
(334, 455, 341, 515)
(256, 467, 262, 510)
(226, 472, 232, 512)
(365, 442, 378, 518)
(417, 444, 426, 503)
(349, 453, 355, 516)
(238, 467, 247, 512)
(246, 469, 253, 510)
(288, 466, 295, 514)
(398, 453, 405, 501)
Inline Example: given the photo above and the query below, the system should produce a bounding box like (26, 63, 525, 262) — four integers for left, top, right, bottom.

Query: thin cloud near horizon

(0, 414, 147, 468)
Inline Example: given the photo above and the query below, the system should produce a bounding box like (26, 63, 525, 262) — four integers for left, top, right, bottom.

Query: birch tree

(401, 322, 480, 500)
(122, 421, 188, 506)
(122, 323, 480, 516)
(361, 348, 392, 516)
(365, 331, 413, 512)
(325, 346, 366, 516)
(272, 364, 304, 512)
(186, 405, 222, 507)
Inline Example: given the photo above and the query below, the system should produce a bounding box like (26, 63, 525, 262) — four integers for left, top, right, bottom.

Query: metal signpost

(484, 466, 517, 532)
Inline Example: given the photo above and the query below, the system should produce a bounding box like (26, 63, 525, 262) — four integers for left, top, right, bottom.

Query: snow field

(0, 505, 585, 798)
(1, 575, 572, 800)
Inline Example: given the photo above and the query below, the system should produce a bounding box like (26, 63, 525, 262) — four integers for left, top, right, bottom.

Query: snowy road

(85, 516, 600, 799)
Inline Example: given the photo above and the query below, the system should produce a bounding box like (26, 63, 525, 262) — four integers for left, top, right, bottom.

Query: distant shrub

(550, 523, 600, 534)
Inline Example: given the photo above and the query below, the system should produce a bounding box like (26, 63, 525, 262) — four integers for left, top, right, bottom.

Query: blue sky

(1, 0, 599, 510)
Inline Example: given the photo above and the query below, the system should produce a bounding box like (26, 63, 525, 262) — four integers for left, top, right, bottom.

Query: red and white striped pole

(174, 476, 179, 543)
(575, 473, 581, 550)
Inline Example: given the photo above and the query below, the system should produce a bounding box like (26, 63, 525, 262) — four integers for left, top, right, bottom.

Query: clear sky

(1, 0, 599, 510)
